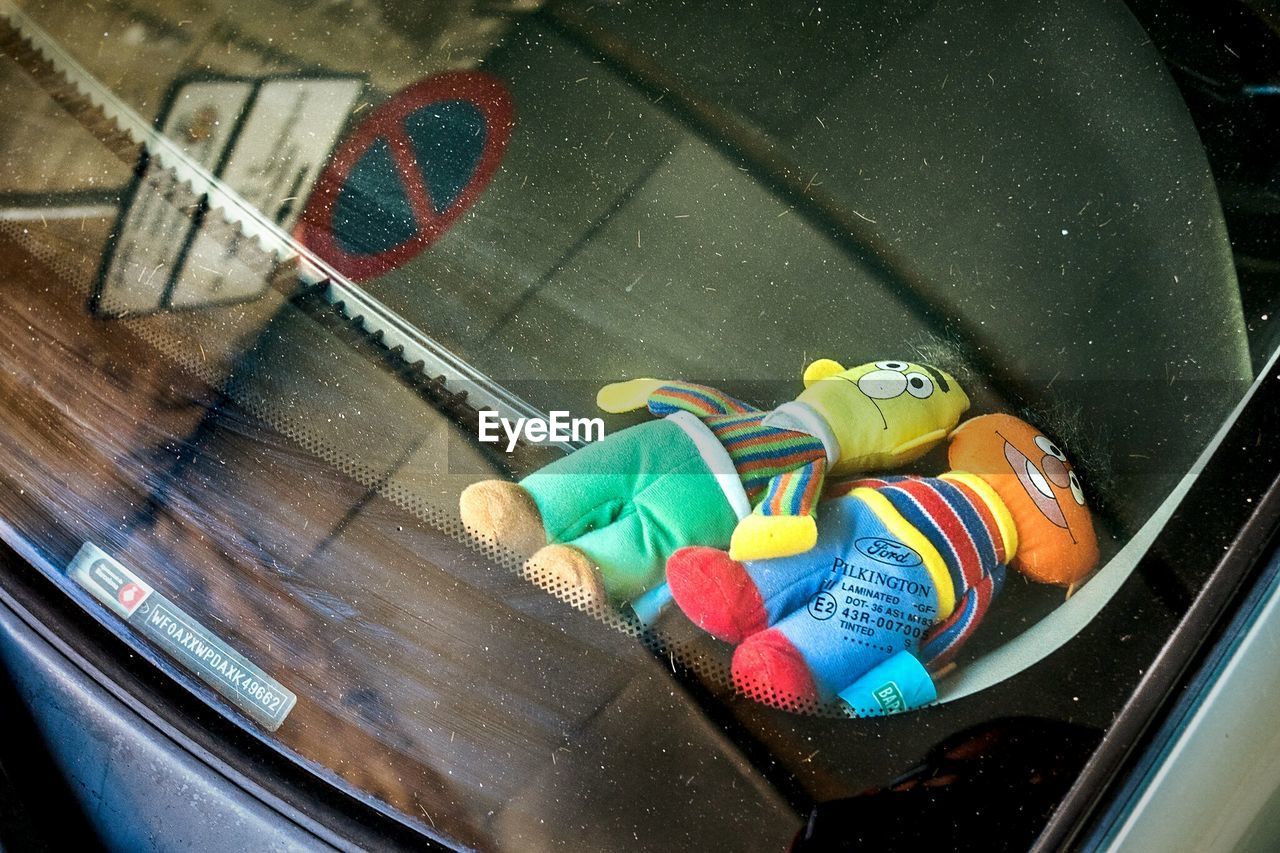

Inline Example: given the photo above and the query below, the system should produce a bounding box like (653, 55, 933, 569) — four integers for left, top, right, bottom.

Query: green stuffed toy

(459, 359, 969, 609)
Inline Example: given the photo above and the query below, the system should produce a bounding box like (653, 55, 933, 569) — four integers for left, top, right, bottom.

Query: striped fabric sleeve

(919, 562, 1006, 671)
(646, 381, 758, 419)
(754, 457, 827, 518)
(821, 475, 909, 500)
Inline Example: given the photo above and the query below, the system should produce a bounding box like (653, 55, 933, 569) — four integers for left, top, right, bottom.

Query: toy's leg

(731, 624, 820, 708)
(665, 548, 770, 643)
(459, 481, 548, 558)
(667, 506, 846, 643)
(460, 421, 666, 569)
(547, 508, 669, 604)
(520, 421, 668, 545)
(515, 514, 662, 609)
(524, 421, 739, 604)
(732, 600, 902, 708)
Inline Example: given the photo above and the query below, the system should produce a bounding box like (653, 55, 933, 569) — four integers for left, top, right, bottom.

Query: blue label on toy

(838, 650, 937, 716)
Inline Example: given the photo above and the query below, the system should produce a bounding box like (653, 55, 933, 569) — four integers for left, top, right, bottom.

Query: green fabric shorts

(521, 417, 740, 601)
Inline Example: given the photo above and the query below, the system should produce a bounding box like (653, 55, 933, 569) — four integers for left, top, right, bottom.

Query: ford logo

(855, 537, 922, 567)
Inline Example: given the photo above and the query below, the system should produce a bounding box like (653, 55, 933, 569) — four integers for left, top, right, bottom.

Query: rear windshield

(0, 0, 1276, 847)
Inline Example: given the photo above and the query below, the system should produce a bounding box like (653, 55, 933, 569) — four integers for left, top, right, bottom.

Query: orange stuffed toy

(665, 413, 1100, 713)
(947, 413, 1098, 585)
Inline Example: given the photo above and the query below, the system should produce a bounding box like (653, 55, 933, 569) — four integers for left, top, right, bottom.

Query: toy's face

(948, 413, 1098, 585)
(799, 359, 969, 475)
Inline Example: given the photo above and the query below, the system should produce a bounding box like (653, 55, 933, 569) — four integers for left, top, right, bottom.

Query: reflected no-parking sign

(297, 72, 514, 281)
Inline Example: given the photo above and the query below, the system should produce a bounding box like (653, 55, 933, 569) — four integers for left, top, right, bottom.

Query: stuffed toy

(665, 413, 1099, 715)
(459, 359, 969, 609)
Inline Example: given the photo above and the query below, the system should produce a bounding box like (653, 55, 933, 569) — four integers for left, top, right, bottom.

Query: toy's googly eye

(1035, 435, 1068, 462)
(858, 369, 907, 399)
(1069, 470, 1086, 506)
(904, 372, 934, 398)
(874, 360, 909, 372)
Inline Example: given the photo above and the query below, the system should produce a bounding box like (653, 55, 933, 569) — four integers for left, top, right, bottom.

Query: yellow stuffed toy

(460, 359, 969, 608)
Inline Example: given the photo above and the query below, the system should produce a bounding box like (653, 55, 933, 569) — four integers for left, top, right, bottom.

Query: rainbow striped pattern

(647, 382, 828, 517)
(647, 382, 755, 417)
(843, 474, 1008, 670)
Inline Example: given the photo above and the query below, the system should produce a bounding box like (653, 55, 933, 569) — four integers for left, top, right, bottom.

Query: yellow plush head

(799, 359, 969, 475)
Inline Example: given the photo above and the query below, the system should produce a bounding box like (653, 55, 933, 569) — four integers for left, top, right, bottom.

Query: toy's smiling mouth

(1000, 433, 1073, 539)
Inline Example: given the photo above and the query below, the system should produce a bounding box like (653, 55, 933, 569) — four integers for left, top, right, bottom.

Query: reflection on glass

(0, 0, 1277, 849)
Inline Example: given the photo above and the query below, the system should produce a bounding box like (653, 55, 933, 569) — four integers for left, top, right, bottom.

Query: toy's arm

(728, 457, 826, 561)
(918, 563, 1005, 671)
(821, 475, 909, 501)
(597, 378, 758, 418)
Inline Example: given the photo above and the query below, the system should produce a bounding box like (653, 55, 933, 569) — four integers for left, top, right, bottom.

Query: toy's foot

(524, 544, 609, 611)
(732, 629, 819, 710)
(459, 480, 547, 558)
(666, 547, 769, 643)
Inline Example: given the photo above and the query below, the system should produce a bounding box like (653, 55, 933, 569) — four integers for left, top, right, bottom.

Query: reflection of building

(96, 75, 360, 315)
(0, 6, 802, 844)
(0, 0, 531, 233)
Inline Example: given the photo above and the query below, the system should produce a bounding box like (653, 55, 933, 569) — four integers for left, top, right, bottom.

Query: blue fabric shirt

(747, 495, 944, 701)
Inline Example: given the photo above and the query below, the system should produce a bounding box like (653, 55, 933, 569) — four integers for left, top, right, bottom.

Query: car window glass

(0, 0, 1276, 847)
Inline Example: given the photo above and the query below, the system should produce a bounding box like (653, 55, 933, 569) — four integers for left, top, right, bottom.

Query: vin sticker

(67, 542, 296, 731)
